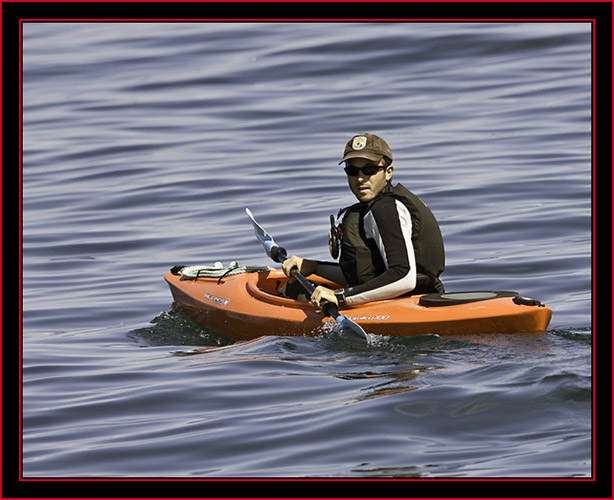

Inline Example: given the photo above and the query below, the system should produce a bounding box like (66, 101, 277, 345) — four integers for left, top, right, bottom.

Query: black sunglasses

(344, 164, 385, 177)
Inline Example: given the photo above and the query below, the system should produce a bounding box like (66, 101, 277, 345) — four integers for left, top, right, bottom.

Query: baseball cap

(339, 133, 393, 164)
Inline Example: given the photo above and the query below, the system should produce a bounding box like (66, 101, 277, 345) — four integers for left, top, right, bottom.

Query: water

(21, 22, 593, 478)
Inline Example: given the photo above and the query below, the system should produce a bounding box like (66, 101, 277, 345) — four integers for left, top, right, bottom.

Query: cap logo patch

(352, 136, 367, 150)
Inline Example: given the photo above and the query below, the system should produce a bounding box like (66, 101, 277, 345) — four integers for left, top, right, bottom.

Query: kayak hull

(164, 269, 552, 341)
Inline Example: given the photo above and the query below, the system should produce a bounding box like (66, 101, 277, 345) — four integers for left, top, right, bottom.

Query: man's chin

(355, 192, 374, 203)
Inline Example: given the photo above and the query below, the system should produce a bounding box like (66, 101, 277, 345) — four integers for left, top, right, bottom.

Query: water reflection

(336, 366, 436, 402)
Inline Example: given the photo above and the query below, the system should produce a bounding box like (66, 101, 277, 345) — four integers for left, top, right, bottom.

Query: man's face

(345, 158, 394, 203)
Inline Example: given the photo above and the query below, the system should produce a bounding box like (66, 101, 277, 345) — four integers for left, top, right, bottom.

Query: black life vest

(337, 183, 445, 287)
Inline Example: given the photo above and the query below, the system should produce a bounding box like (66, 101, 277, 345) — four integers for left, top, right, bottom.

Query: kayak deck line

(164, 268, 552, 341)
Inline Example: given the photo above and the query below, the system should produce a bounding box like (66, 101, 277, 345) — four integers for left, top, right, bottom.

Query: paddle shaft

(274, 250, 340, 320)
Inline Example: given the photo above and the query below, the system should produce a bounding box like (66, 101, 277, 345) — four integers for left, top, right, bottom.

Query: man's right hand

(282, 256, 318, 277)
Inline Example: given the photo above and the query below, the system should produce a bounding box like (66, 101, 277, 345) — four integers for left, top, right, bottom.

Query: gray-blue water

(22, 22, 592, 478)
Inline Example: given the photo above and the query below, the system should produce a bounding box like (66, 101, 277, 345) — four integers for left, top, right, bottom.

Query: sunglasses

(344, 164, 385, 177)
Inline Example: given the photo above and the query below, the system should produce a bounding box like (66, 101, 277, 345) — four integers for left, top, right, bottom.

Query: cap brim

(338, 151, 383, 164)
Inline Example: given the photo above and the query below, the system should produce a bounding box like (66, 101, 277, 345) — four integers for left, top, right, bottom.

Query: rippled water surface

(21, 22, 593, 479)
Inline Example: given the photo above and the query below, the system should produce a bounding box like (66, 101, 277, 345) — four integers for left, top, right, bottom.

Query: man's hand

(281, 255, 318, 277)
(310, 285, 338, 310)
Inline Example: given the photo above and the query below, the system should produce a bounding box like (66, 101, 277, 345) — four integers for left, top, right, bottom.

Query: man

(282, 133, 445, 310)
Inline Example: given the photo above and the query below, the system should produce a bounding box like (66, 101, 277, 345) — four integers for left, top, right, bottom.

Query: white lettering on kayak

(204, 293, 230, 307)
(346, 315, 390, 321)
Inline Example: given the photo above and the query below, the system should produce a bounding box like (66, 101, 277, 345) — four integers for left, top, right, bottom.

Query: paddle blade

(322, 302, 368, 341)
(335, 315, 368, 341)
(245, 208, 278, 259)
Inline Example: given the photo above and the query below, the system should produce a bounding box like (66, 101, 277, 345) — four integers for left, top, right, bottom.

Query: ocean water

(20, 21, 594, 480)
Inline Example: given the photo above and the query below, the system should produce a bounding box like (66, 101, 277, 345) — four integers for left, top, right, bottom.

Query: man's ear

(385, 165, 394, 181)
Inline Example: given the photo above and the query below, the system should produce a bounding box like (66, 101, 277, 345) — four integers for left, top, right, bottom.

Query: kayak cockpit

(245, 269, 341, 306)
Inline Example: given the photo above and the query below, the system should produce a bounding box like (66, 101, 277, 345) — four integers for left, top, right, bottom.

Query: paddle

(245, 208, 367, 340)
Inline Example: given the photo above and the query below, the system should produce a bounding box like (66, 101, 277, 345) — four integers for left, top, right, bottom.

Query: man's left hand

(310, 285, 338, 310)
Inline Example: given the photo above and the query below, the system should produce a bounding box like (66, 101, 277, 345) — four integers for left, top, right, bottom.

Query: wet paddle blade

(322, 302, 368, 340)
(245, 208, 278, 259)
(335, 314, 368, 341)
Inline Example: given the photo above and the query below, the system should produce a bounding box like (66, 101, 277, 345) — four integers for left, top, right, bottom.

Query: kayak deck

(164, 269, 552, 341)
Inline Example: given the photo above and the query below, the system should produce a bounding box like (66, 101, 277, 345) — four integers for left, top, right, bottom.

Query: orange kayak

(164, 267, 552, 341)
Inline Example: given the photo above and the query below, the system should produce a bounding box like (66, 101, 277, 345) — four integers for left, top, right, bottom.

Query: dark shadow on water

(127, 309, 233, 348)
(549, 327, 592, 344)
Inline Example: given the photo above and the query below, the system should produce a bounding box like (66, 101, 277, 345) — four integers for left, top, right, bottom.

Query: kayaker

(282, 133, 445, 310)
